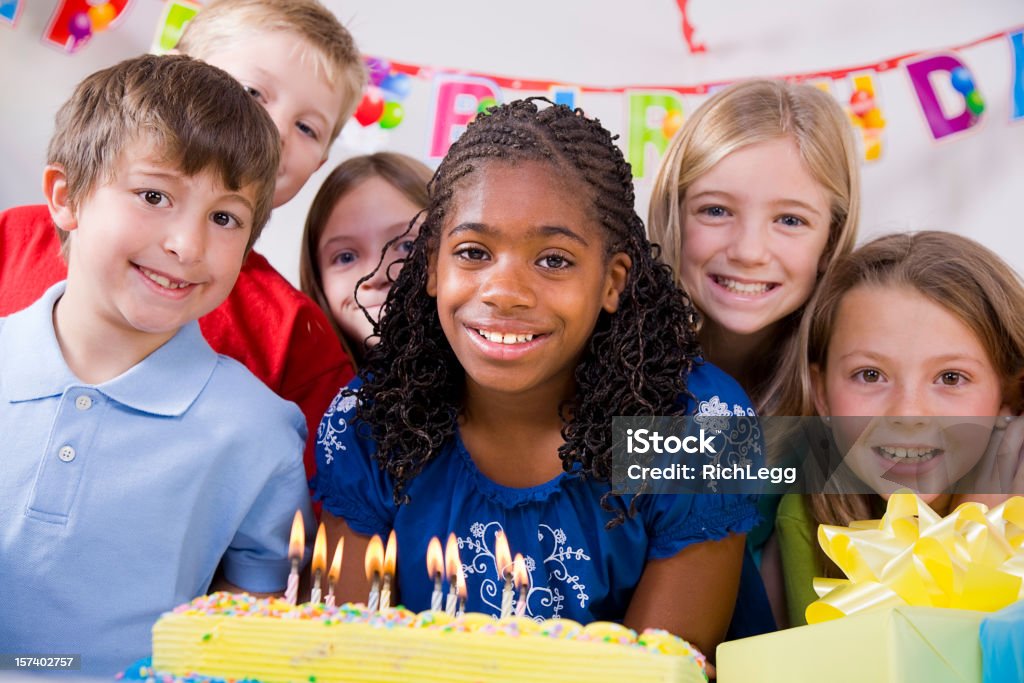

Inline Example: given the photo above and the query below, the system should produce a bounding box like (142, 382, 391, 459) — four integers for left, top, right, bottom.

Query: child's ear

(426, 251, 438, 298)
(601, 252, 632, 314)
(42, 164, 78, 232)
(810, 362, 831, 417)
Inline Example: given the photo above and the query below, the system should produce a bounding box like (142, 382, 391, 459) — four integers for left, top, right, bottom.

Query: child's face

(427, 161, 629, 400)
(812, 285, 1005, 505)
(49, 141, 255, 347)
(317, 176, 421, 348)
(201, 31, 345, 208)
(679, 136, 831, 340)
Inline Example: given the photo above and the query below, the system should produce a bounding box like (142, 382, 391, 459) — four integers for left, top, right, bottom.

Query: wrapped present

(716, 606, 984, 683)
(980, 599, 1024, 683)
(807, 493, 1024, 624)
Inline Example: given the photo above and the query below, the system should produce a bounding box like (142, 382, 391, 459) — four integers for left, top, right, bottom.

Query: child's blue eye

(332, 251, 357, 265)
(700, 205, 729, 218)
(211, 212, 242, 229)
(139, 190, 169, 207)
(297, 122, 319, 140)
(777, 215, 806, 227)
(243, 85, 263, 101)
(399, 240, 415, 254)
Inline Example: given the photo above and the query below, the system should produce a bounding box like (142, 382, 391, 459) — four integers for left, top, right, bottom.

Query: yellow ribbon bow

(806, 493, 1024, 624)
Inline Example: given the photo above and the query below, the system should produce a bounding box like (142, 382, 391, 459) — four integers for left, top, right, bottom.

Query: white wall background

(1, 0, 1022, 286)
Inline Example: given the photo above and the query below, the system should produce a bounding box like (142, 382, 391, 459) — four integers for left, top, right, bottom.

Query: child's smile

(427, 161, 628, 399)
(813, 285, 1005, 501)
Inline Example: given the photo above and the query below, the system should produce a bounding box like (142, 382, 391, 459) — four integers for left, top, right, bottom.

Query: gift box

(717, 605, 984, 682)
(980, 599, 1024, 683)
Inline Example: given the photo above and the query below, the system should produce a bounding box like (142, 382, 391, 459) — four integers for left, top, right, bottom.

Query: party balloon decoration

(661, 110, 685, 139)
(950, 67, 985, 117)
(354, 86, 385, 127)
(356, 57, 414, 130)
(379, 101, 405, 129)
(44, 0, 130, 52)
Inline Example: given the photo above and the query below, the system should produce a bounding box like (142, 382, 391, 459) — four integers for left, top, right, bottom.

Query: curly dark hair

(351, 98, 702, 526)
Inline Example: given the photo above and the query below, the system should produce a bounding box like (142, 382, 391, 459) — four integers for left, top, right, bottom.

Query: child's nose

(480, 262, 534, 311)
(726, 220, 771, 266)
(164, 217, 206, 265)
(885, 388, 930, 427)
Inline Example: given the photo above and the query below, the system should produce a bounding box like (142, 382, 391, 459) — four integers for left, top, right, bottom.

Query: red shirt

(0, 204, 355, 488)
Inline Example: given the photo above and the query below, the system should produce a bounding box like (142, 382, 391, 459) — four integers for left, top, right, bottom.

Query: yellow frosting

(153, 593, 707, 683)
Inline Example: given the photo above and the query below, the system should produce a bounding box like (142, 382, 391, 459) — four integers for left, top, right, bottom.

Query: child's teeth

(715, 276, 771, 294)
(142, 267, 188, 289)
(477, 329, 535, 345)
(878, 446, 937, 461)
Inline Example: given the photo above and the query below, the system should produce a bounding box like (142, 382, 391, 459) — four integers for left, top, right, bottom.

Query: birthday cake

(145, 592, 707, 682)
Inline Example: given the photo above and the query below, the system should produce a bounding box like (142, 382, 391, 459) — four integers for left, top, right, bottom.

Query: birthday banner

(350, 25, 1024, 175)
(14, 1, 1022, 177)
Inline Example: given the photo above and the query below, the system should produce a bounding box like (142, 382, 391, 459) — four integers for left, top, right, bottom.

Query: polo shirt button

(58, 445, 76, 462)
(75, 395, 93, 410)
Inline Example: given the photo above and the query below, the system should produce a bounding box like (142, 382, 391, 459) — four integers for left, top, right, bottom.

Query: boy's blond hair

(176, 0, 366, 142)
(47, 54, 280, 252)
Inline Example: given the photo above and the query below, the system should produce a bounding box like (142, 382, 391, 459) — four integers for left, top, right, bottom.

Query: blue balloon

(950, 67, 975, 95)
(379, 73, 413, 101)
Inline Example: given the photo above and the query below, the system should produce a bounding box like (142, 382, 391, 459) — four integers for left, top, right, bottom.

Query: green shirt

(775, 493, 822, 627)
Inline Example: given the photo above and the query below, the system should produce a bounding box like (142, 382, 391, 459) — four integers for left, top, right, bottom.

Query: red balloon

(849, 89, 874, 118)
(354, 88, 384, 126)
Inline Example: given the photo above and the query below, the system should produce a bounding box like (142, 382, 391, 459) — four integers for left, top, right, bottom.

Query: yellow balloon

(661, 110, 685, 139)
(88, 3, 117, 32)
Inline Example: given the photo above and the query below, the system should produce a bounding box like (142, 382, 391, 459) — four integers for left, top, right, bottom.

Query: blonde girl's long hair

(796, 231, 1024, 529)
(648, 79, 861, 413)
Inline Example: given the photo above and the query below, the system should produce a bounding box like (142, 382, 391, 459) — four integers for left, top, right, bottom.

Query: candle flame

(364, 534, 383, 580)
(383, 529, 398, 575)
(513, 553, 527, 589)
(288, 510, 305, 560)
(445, 533, 460, 582)
(328, 537, 343, 583)
(426, 537, 443, 579)
(494, 530, 512, 579)
(312, 523, 327, 574)
(456, 560, 467, 600)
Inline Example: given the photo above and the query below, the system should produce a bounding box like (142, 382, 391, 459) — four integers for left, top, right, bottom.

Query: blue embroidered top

(312, 360, 759, 623)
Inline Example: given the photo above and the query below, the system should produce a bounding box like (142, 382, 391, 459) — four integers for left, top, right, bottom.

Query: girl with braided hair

(312, 98, 760, 658)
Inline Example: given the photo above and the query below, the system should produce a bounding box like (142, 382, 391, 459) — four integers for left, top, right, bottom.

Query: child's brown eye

(139, 191, 167, 206)
(855, 368, 881, 383)
(940, 372, 963, 386)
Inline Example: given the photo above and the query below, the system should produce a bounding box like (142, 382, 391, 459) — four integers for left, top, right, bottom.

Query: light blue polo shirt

(0, 283, 313, 676)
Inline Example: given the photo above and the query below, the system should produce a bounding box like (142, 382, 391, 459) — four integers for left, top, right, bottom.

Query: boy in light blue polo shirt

(0, 54, 313, 675)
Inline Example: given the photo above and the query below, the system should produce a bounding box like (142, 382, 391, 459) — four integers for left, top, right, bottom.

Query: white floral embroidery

(458, 520, 591, 619)
(316, 391, 357, 465)
(694, 395, 760, 491)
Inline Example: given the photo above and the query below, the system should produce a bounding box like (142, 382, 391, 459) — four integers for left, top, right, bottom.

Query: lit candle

(326, 537, 343, 608)
(495, 530, 513, 619)
(380, 530, 397, 610)
(310, 523, 327, 604)
(364, 534, 383, 612)
(426, 537, 444, 612)
(285, 510, 304, 606)
(456, 561, 467, 617)
(444, 533, 460, 617)
(513, 553, 528, 618)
